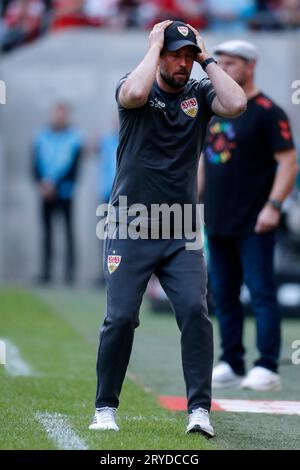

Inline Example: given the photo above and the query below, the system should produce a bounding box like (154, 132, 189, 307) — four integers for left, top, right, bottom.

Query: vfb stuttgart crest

(177, 26, 189, 37)
(107, 255, 122, 274)
(181, 97, 198, 118)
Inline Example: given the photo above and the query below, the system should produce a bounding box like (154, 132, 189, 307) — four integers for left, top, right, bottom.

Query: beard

(160, 69, 189, 89)
(235, 74, 247, 88)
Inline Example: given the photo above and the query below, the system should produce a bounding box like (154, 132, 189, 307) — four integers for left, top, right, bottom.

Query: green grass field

(1, 286, 299, 450)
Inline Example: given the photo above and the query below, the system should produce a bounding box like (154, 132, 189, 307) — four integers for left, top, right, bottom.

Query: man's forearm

(204, 59, 247, 117)
(254, 154, 298, 233)
(120, 44, 161, 107)
(268, 158, 299, 203)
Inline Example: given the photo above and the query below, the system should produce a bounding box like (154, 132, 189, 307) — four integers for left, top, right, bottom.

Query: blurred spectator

(0, 0, 45, 53)
(115, 0, 141, 27)
(83, 0, 119, 26)
(0, 1, 11, 17)
(207, 0, 256, 31)
(50, 0, 123, 30)
(32, 103, 83, 284)
(44, 0, 53, 10)
(51, 0, 84, 16)
(250, 0, 300, 29)
(138, 0, 208, 29)
(50, 0, 91, 30)
(0, 2, 5, 41)
(279, 0, 300, 28)
(297, 147, 300, 189)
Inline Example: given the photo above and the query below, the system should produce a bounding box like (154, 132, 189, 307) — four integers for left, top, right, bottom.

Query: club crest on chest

(181, 97, 198, 118)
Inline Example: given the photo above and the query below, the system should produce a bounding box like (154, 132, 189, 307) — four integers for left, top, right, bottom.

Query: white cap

(214, 40, 258, 61)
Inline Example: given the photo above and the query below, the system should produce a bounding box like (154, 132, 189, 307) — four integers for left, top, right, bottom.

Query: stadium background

(0, 0, 300, 451)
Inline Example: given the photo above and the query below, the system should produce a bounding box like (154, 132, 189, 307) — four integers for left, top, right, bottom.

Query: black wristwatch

(267, 199, 282, 212)
(201, 57, 218, 71)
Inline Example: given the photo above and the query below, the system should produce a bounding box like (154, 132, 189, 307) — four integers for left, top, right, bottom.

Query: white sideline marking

(216, 399, 300, 416)
(160, 396, 300, 416)
(0, 340, 5, 365)
(36, 412, 88, 450)
(2, 339, 32, 376)
(124, 415, 176, 422)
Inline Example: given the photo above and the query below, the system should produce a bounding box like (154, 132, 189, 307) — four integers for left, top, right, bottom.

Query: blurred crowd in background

(1, 0, 300, 53)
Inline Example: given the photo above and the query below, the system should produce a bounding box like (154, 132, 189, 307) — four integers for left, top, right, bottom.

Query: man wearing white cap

(199, 40, 298, 390)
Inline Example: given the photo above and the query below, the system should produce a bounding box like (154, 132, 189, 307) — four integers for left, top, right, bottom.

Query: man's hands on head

(149, 20, 173, 52)
(186, 24, 211, 64)
(118, 20, 173, 109)
(119, 19, 246, 116)
(149, 20, 206, 60)
(187, 24, 247, 118)
(150, 21, 211, 64)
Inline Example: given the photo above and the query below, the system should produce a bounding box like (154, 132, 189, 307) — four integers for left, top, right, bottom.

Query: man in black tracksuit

(89, 20, 247, 437)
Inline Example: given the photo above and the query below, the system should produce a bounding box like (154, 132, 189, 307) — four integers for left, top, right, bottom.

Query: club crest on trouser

(181, 98, 198, 118)
(177, 26, 189, 37)
(107, 255, 122, 274)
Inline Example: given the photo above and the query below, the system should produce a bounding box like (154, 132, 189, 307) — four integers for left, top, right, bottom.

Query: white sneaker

(212, 362, 244, 389)
(240, 366, 281, 391)
(89, 407, 119, 431)
(186, 407, 215, 438)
